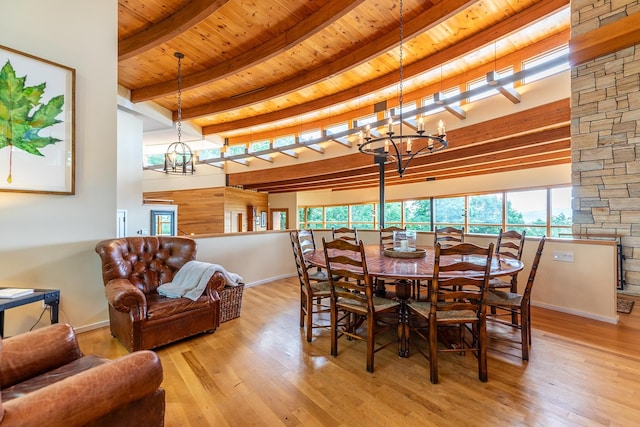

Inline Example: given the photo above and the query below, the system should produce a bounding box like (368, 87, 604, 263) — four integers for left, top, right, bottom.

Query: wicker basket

(220, 284, 244, 323)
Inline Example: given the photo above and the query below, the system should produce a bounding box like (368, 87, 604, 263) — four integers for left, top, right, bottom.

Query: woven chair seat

(307, 268, 340, 282)
(410, 301, 479, 321)
(309, 281, 331, 296)
(436, 309, 478, 322)
(487, 289, 523, 307)
(337, 296, 400, 314)
(488, 277, 512, 289)
(407, 301, 431, 317)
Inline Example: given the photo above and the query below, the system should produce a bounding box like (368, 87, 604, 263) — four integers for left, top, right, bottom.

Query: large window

(434, 197, 465, 229)
(468, 193, 503, 234)
(325, 206, 348, 229)
(380, 202, 402, 229)
(227, 144, 246, 156)
(298, 185, 571, 238)
(249, 140, 270, 152)
(523, 45, 569, 84)
(506, 189, 547, 236)
(550, 187, 572, 237)
(404, 200, 431, 230)
(351, 204, 375, 229)
(274, 135, 295, 148)
(300, 130, 321, 142)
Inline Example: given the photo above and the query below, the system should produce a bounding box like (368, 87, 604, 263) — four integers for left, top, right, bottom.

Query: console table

(0, 288, 60, 337)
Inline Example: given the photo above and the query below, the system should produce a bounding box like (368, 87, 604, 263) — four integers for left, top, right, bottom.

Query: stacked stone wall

(571, 1, 640, 292)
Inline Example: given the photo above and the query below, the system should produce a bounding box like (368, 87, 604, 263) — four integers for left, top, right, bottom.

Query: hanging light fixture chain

(398, 0, 404, 112)
(355, 0, 449, 177)
(175, 52, 184, 144)
(164, 52, 194, 175)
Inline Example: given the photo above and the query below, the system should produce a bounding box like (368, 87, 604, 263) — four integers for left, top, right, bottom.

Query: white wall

(268, 192, 298, 229)
(0, 0, 117, 336)
(195, 232, 294, 286)
(117, 109, 148, 236)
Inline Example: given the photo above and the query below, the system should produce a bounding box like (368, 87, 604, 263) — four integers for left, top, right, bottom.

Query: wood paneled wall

(144, 187, 268, 235)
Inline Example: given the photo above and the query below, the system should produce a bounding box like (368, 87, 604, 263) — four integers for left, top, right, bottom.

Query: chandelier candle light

(357, 0, 447, 177)
(164, 52, 195, 175)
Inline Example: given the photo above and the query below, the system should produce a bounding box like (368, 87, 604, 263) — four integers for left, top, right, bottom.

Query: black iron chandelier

(164, 52, 195, 175)
(357, 0, 447, 177)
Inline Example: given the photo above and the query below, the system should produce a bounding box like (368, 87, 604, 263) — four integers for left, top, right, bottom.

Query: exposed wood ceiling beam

(130, 0, 366, 102)
(200, 0, 569, 134)
(119, 0, 230, 61)
(182, 0, 477, 121)
(569, 12, 640, 65)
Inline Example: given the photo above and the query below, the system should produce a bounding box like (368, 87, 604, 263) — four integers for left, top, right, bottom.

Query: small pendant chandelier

(164, 52, 195, 175)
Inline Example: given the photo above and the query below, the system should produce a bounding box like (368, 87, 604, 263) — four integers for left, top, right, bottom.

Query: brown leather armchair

(95, 236, 226, 352)
(0, 323, 164, 426)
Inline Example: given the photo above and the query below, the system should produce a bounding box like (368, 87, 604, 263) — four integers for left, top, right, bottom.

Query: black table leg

(44, 292, 60, 324)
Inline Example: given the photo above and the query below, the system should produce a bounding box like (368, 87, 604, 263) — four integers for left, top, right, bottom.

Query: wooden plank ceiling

(119, 0, 571, 193)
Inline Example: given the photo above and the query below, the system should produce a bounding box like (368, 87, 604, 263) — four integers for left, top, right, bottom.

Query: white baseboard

(244, 273, 296, 288)
(74, 320, 110, 334)
(532, 301, 618, 324)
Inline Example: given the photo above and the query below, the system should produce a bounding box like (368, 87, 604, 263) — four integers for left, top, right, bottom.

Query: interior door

(269, 208, 289, 230)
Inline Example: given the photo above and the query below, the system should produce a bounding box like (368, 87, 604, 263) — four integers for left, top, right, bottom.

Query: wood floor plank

(76, 278, 640, 427)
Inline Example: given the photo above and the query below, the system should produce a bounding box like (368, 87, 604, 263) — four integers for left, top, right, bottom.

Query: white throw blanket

(157, 261, 244, 301)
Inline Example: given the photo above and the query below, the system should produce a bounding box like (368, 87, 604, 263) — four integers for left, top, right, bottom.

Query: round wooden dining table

(305, 245, 524, 280)
(305, 244, 524, 357)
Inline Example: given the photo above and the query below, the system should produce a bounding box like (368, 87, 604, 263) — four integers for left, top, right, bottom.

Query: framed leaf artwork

(0, 45, 75, 194)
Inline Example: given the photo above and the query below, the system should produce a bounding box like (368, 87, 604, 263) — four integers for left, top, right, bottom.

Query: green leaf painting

(0, 59, 64, 183)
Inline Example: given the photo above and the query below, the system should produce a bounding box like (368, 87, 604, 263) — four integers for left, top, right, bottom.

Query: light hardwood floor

(77, 278, 640, 427)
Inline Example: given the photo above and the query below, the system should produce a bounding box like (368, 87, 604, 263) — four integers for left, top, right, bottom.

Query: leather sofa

(0, 323, 164, 426)
(95, 236, 226, 352)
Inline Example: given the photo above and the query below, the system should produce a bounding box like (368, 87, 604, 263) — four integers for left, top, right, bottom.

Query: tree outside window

(404, 199, 431, 230)
(434, 197, 465, 228)
(468, 193, 503, 234)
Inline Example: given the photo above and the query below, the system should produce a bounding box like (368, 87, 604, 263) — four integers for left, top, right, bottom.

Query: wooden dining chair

(297, 229, 331, 282)
(332, 227, 359, 244)
(487, 236, 545, 361)
(434, 226, 465, 248)
(489, 229, 527, 292)
(379, 226, 405, 249)
(322, 237, 400, 372)
(290, 231, 332, 342)
(408, 241, 494, 384)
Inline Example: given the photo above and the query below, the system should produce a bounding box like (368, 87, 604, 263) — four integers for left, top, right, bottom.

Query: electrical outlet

(41, 300, 49, 309)
(553, 250, 574, 262)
